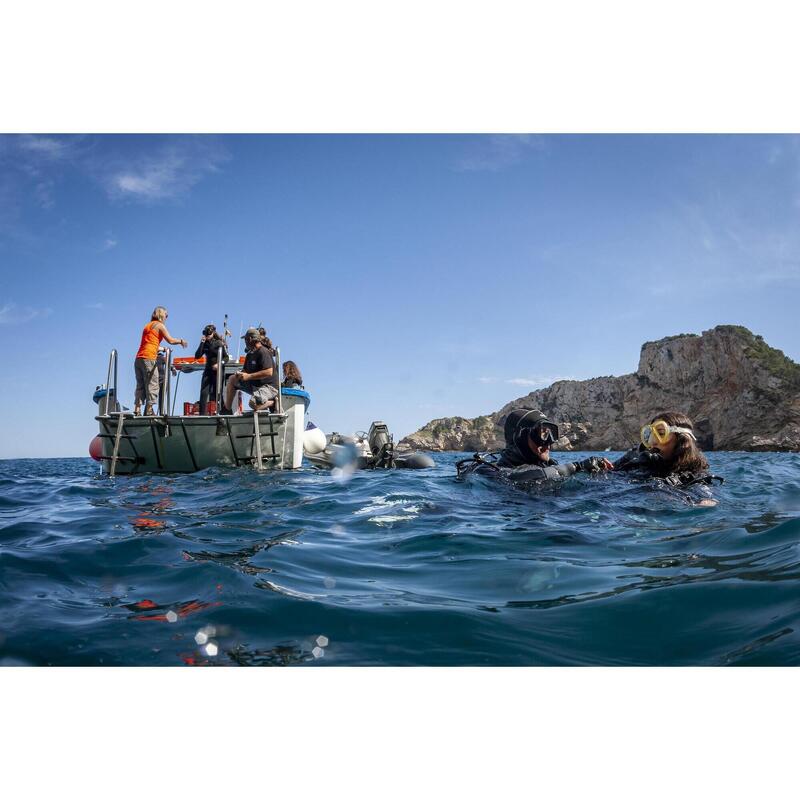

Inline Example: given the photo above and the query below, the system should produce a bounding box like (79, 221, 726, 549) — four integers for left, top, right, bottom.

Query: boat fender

(89, 435, 104, 461)
(303, 422, 327, 455)
(395, 452, 435, 470)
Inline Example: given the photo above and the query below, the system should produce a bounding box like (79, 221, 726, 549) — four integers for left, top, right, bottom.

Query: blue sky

(1, 134, 798, 458)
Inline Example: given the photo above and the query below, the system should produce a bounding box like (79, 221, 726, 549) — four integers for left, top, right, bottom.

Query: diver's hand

(574, 456, 614, 473)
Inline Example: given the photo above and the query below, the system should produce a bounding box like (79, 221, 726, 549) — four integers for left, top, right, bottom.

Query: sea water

(1, 452, 799, 666)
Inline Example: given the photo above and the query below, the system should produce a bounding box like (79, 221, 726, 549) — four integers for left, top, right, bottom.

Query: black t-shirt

(243, 346, 278, 390)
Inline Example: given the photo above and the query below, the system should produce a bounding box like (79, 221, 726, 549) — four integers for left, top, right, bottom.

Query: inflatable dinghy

(304, 421, 434, 470)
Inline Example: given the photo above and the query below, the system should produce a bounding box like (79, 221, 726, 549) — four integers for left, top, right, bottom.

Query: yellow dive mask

(641, 419, 697, 448)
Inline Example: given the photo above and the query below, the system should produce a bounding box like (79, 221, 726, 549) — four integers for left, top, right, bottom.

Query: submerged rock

(399, 325, 800, 452)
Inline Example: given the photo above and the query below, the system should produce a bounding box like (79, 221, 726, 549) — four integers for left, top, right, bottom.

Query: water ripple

(0, 451, 799, 665)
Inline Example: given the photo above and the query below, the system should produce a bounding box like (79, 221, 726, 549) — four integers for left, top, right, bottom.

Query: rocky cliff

(400, 326, 800, 452)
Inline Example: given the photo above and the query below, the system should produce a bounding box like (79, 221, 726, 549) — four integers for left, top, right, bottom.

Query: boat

(303, 421, 434, 471)
(90, 348, 309, 475)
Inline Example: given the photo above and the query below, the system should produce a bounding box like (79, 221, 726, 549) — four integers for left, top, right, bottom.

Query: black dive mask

(530, 421, 559, 447)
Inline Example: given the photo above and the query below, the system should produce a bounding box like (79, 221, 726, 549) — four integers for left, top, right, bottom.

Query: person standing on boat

(195, 324, 229, 415)
(221, 328, 279, 414)
(134, 307, 188, 416)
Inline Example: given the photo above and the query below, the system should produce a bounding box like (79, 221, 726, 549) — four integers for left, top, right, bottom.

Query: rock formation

(399, 326, 800, 452)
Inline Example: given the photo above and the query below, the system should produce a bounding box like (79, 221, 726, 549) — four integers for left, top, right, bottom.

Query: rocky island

(400, 325, 800, 452)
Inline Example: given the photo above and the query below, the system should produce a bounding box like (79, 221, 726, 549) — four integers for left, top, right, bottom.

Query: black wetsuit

(613, 445, 719, 488)
(494, 442, 579, 483)
(456, 407, 610, 487)
(195, 337, 228, 414)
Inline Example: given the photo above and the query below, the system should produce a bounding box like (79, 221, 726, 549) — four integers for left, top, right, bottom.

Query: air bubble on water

(316, 635, 329, 647)
(165, 610, 178, 623)
(205, 642, 219, 657)
(332, 464, 355, 484)
(312, 646, 325, 659)
(323, 577, 336, 589)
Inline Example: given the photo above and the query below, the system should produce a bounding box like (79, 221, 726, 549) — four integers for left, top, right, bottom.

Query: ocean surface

(1, 451, 799, 666)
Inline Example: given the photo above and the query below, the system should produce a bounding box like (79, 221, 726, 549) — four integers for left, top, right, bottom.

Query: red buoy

(89, 435, 104, 461)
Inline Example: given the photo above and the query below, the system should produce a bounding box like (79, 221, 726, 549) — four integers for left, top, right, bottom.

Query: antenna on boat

(236, 320, 243, 360)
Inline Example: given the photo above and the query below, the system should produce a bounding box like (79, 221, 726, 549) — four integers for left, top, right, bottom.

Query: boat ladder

(234, 411, 283, 470)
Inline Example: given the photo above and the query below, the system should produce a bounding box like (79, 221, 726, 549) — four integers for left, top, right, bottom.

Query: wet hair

(650, 411, 709, 473)
(151, 306, 168, 322)
(282, 360, 303, 385)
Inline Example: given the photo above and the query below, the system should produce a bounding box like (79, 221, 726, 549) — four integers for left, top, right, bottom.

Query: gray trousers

(134, 358, 159, 406)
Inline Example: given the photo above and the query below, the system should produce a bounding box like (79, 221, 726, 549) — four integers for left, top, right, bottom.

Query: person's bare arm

(154, 321, 187, 348)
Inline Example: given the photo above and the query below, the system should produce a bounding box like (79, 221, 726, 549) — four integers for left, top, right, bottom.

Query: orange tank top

(136, 321, 164, 360)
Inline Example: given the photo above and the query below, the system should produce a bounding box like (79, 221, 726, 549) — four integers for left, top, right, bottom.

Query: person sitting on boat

(281, 360, 303, 388)
(194, 324, 229, 415)
(134, 306, 187, 416)
(613, 411, 717, 489)
(456, 408, 613, 485)
(221, 328, 279, 414)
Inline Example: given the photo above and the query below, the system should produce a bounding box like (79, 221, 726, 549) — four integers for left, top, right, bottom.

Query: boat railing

(275, 346, 283, 414)
(215, 344, 225, 415)
(100, 346, 291, 419)
(103, 348, 118, 415)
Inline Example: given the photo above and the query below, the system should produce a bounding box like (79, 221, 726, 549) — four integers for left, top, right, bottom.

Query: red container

(182, 401, 217, 415)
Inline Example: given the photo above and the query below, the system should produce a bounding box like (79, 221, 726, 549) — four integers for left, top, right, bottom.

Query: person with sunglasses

(457, 408, 613, 485)
(613, 411, 715, 488)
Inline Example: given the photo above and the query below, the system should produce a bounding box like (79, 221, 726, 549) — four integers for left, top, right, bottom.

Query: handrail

(216, 342, 225, 415)
(104, 349, 117, 415)
(275, 346, 282, 415)
(163, 348, 173, 415)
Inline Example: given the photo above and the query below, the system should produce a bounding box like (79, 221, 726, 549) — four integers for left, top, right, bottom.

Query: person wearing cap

(220, 328, 280, 414)
(457, 407, 612, 485)
(133, 306, 187, 416)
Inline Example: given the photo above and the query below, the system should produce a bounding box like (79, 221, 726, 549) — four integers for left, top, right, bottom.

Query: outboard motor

(367, 421, 394, 469)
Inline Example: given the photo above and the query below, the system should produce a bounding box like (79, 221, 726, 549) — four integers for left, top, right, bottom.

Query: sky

(1, 133, 799, 458)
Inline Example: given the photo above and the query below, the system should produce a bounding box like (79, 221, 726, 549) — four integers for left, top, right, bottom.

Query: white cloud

(0, 302, 52, 325)
(101, 236, 118, 251)
(85, 302, 104, 310)
(506, 375, 576, 387)
(480, 374, 577, 388)
(102, 139, 229, 202)
(17, 135, 72, 160)
(454, 134, 547, 172)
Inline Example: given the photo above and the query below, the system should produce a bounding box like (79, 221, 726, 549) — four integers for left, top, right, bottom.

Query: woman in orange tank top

(133, 306, 188, 416)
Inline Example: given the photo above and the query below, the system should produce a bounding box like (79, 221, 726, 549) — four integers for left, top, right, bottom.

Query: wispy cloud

(100, 138, 229, 202)
(0, 302, 52, 325)
(100, 232, 118, 251)
(17, 135, 75, 160)
(85, 302, 105, 310)
(453, 134, 547, 172)
(480, 375, 576, 388)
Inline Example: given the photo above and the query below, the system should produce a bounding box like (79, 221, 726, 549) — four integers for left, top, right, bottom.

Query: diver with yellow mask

(614, 411, 721, 488)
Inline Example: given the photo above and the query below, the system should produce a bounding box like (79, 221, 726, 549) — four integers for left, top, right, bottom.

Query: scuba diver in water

(614, 411, 720, 489)
(457, 408, 613, 485)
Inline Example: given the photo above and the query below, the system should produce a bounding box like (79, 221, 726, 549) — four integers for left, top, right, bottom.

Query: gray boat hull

(95, 395, 306, 475)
